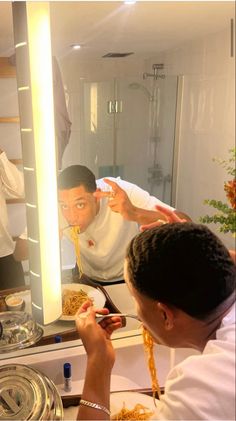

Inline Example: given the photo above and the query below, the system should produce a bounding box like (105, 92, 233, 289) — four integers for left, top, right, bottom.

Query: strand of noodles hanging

(142, 326, 161, 403)
(70, 226, 83, 278)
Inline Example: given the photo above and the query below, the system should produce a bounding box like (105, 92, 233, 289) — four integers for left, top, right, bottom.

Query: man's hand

(93, 179, 188, 225)
(93, 178, 137, 220)
(140, 204, 189, 231)
(75, 301, 122, 368)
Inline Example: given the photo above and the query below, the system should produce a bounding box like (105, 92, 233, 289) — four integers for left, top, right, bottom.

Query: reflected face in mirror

(58, 185, 100, 233)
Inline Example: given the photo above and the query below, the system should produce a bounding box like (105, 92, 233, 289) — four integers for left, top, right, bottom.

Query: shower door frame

(170, 75, 184, 208)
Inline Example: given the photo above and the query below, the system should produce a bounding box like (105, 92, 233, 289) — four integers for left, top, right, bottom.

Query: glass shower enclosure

(80, 75, 178, 205)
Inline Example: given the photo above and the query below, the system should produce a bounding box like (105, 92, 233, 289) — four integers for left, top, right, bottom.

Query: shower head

(129, 82, 141, 90)
(128, 82, 153, 101)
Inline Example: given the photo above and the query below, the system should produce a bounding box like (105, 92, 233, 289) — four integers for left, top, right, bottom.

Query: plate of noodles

(60, 284, 106, 321)
(110, 392, 158, 420)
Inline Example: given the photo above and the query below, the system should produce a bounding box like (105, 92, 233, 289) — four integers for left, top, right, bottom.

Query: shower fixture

(143, 63, 165, 80)
(128, 82, 154, 101)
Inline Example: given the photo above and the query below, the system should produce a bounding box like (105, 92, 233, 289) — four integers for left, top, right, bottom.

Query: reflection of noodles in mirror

(112, 403, 154, 421)
(143, 326, 161, 402)
(70, 226, 83, 278)
(62, 289, 93, 316)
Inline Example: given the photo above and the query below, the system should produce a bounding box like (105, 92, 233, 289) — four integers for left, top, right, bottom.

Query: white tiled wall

(0, 78, 19, 117)
(146, 27, 235, 248)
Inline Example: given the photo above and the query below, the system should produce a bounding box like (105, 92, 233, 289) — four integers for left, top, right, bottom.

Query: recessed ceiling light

(71, 44, 82, 50)
(124, 1, 136, 4)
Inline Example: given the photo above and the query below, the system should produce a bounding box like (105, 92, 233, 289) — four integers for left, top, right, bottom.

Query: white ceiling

(0, 1, 234, 59)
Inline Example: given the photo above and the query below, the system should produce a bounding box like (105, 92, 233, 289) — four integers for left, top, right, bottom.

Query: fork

(95, 313, 140, 323)
(78, 311, 140, 323)
(61, 225, 72, 231)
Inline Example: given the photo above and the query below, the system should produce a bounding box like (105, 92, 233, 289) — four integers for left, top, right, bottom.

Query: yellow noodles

(112, 403, 154, 421)
(142, 326, 161, 401)
(70, 226, 83, 278)
(62, 288, 93, 316)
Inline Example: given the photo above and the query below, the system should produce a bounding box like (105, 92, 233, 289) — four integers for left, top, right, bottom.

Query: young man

(0, 148, 25, 289)
(76, 222, 235, 420)
(58, 165, 188, 285)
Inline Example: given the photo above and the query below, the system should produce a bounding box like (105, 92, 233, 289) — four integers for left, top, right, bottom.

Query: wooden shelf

(6, 198, 25, 205)
(0, 117, 20, 123)
(9, 158, 23, 165)
(0, 57, 16, 78)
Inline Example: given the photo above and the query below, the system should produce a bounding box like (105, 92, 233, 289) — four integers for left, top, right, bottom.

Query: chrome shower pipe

(128, 82, 154, 101)
(143, 63, 165, 80)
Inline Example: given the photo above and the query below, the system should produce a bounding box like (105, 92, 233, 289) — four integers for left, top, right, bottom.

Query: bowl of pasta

(110, 391, 157, 420)
(61, 284, 106, 321)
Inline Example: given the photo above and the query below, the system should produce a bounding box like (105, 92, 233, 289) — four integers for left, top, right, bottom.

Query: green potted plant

(200, 148, 236, 236)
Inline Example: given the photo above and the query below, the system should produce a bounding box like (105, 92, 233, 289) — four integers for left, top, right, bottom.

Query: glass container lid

(0, 312, 43, 353)
(0, 364, 63, 420)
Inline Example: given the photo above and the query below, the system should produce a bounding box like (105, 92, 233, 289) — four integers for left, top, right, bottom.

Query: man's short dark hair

(58, 165, 96, 192)
(126, 223, 236, 319)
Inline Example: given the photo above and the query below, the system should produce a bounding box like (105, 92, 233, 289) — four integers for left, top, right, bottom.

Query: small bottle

(55, 335, 62, 343)
(63, 362, 72, 392)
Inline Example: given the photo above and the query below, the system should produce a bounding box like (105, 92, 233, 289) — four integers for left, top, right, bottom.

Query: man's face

(124, 259, 177, 347)
(58, 185, 99, 233)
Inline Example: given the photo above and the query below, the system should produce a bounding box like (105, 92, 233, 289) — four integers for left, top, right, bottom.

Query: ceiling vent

(102, 52, 134, 58)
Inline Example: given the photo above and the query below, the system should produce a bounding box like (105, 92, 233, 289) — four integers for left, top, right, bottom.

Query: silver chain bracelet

(80, 399, 111, 416)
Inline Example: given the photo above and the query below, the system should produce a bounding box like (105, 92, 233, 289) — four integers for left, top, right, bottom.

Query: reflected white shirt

(63, 177, 174, 281)
(0, 152, 24, 257)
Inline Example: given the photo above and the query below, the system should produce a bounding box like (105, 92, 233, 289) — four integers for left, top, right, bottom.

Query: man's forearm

(13, 238, 29, 261)
(129, 207, 191, 225)
(130, 207, 168, 225)
(77, 358, 111, 420)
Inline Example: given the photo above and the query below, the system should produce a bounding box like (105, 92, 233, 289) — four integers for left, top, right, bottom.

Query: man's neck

(177, 294, 235, 352)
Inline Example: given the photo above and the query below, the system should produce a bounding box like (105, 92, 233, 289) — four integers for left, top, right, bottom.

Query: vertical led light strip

(26, 2, 61, 324)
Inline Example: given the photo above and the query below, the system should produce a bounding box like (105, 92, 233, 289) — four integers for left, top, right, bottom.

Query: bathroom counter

(0, 282, 139, 346)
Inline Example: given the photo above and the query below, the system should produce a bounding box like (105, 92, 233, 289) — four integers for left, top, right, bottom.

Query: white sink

(0, 331, 171, 395)
(0, 327, 199, 393)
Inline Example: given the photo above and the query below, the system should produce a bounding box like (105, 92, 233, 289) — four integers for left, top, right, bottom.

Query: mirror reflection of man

(0, 148, 25, 290)
(58, 165, 189, 285)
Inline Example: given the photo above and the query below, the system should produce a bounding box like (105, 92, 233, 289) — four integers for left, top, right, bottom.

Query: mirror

(0, 1, 234, 359)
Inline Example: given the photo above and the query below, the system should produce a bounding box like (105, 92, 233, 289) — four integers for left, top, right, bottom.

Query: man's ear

(157, 302, 174, 330)
(94, 188, 101, 202)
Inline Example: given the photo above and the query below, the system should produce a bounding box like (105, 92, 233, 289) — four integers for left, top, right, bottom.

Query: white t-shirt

(155, 302, 236, 420)
(0, 152, 24, 257)
(63, 177, 174, 282)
